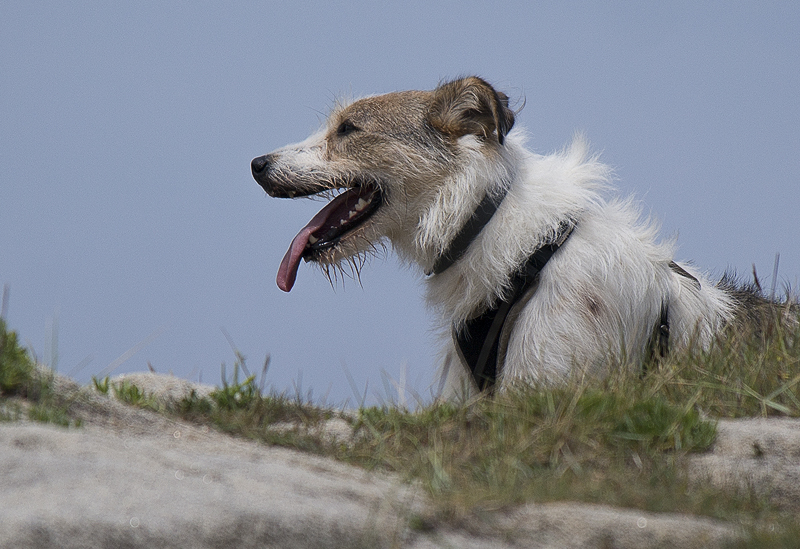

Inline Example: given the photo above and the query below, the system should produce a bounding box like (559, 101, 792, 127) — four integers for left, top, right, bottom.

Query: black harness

(453, 220, 575, 391)
(429, 188, 575, 391)
(430, 190, 693, 392)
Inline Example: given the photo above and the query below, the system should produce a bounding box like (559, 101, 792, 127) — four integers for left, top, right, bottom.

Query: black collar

(428, 188, 509, 276)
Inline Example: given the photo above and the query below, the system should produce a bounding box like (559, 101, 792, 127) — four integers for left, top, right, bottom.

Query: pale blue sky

(2, 2, 798, 405)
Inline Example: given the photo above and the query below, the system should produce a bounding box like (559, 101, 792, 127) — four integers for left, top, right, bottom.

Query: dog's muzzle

(251, 154, 327, 198)
(251, 151, 385, 292)
(251, 155, 272, 191)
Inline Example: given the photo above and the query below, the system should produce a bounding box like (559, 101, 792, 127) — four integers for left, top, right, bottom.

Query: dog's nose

(251, 155, 271, 185)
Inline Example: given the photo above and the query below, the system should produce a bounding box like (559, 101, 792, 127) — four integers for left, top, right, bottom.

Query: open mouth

(277, 182, 383, 292)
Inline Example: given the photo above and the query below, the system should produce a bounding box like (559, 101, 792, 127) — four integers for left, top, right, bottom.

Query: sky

(2, 2, 798, 407)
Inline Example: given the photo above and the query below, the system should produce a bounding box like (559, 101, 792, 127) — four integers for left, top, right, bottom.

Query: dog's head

(251, 76, 515, 291)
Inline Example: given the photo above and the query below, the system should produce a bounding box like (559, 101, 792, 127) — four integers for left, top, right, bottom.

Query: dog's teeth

(355, 198, 368, 211)
(340, 219, 347, 226)
(348, 210, 357, 219)
(308, 235, 318, 244)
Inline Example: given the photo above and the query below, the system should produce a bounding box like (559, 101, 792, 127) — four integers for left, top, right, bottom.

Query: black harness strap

(642, 301, 670, 377)
(424, 181, 575, 392)
(669, 260, 701, 290)
(656, 302, 670, 359)
(454, 221, 575, 391)
(644, 262, 700, 373)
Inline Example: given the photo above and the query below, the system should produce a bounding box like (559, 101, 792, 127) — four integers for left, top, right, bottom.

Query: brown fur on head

(429, 76, 516, 145)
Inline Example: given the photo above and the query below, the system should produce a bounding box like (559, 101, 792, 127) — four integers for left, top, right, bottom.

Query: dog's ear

(429, 77, 515, 145)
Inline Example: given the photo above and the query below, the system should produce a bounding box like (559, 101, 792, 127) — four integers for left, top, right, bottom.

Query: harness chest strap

(453, 221, 575, 391)
(427, 186, 576, 392)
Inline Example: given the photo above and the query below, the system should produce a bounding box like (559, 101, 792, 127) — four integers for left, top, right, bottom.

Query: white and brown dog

(251, 77, 739, 398)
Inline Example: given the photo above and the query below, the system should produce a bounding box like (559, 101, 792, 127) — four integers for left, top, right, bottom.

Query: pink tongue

(277, 207, 330, 292)
(277, 191, 356, 292)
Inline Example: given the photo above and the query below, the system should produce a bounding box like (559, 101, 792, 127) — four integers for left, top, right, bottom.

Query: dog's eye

(336, 121, 359, 136)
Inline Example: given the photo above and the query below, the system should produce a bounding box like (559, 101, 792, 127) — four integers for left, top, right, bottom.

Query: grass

(176, 362, 338, 451)
(92, 374, 161, 410)
(0, 318, 79, 427)
(2, 302, 799, 543)
(0, 318, 35, 396)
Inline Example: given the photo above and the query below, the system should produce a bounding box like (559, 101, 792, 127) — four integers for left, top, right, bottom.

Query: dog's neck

(426, 187, 509, 276)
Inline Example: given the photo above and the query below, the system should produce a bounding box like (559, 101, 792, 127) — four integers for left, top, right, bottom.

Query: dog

(251, 76, 743, 398)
